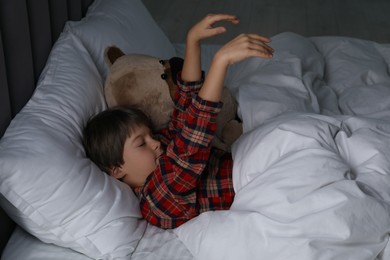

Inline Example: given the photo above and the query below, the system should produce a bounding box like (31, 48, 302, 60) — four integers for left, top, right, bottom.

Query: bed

(1, 0, 390, 259)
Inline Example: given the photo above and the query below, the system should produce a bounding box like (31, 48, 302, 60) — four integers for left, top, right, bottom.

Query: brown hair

(83, 106, 153, 173)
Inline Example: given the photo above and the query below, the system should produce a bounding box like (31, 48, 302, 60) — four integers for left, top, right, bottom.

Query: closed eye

(137, 141, 146, 147)
(133, 136, 146, 148)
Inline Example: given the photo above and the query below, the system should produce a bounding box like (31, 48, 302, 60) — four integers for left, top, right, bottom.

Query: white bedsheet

(174, 32, 390, 259)
(4, 33, 390, 260)
(2, 224, 193, 260)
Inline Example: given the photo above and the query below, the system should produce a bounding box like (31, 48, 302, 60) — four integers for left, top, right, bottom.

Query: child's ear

(109, 167, 126, 180)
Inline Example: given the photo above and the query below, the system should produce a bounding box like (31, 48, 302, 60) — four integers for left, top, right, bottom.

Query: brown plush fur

(103, 46, 242, 151)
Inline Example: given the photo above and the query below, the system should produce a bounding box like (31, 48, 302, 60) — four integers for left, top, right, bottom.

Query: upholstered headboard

(0, 0, 94, 253)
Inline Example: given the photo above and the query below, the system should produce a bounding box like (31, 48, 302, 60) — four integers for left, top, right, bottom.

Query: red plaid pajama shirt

(134, 73, 235, 229)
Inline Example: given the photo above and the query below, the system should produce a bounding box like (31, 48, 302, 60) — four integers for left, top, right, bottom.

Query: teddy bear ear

(104, 46, 125, 67)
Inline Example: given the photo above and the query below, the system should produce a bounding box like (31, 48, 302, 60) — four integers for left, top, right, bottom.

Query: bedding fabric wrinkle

(173, 32, 390, 260)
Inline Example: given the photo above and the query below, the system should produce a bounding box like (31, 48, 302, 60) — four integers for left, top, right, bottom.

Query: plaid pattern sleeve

(159, 71, 205, 141)
(135, 76, 224, 229)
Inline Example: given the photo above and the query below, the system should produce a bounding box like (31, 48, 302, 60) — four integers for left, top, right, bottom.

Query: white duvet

(173, 33, 390, 259)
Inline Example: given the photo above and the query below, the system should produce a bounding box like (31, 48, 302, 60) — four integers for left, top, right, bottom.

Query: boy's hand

(198, 34, 274, 102)
(187, 14, 239, 43)
(182, 14, 238, 82)
(214, 33, 274, 66)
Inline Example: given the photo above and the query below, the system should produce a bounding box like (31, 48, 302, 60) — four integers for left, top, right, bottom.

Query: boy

(83, 14, 274, 229)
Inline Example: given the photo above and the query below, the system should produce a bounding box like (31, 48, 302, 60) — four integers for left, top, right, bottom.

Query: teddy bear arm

(221, 120, 243, 148)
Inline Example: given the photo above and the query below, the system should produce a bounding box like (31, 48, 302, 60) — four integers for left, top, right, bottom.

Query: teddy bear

(103, 46, 242, 152)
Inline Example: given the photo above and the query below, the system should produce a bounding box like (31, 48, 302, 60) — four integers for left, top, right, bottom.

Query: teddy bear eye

(159, 60, 165, 65)
(161, 73, 167, 80)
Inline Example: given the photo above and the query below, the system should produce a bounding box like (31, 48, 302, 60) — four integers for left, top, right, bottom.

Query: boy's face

(110, 124, 163, 188)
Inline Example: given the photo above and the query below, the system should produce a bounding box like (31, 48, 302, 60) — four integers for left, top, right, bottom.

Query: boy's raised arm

(180, 13, 274, 102)
(181, 14, 239, 82)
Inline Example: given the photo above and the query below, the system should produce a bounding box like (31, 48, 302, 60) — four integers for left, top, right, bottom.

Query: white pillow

(2, 227, 91, 260)
(0, 31, 145, 259)
(310, 36, 390, 120)
(65, 0, 176, 79)
(310, 36, 389, 96)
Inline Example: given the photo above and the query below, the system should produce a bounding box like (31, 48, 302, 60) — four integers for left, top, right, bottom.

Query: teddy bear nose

(161, 73, 167, 80)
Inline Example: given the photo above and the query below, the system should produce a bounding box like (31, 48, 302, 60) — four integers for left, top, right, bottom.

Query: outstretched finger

(250, 45, 274, 58)
(237, 34, 274, 55)
(250, 39, 274, 54)
(249, 33, 272, 43)
(205, 13, 240, 26)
